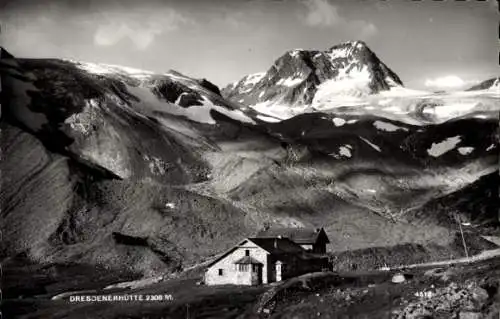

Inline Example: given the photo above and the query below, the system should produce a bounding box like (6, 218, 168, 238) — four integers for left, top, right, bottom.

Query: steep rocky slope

(1, 46, 498, 286)
(1, 52, 279, 275)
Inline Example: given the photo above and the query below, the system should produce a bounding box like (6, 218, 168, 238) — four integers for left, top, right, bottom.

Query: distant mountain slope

(67, 60, 255, 124)
(222, 42, 499, 125)
(405, 172, 500, 233)
(466, 77, 500, 91)
(259, 112, 498, 168)
(222, 41, 403, 108)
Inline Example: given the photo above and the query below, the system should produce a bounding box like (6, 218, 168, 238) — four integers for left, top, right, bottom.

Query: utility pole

(455, 212, 469, 259)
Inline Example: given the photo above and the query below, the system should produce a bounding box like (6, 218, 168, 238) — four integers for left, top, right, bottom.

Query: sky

(1, 0, 498, 90)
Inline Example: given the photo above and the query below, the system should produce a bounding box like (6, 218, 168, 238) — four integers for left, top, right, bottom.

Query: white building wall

(205, 240, 270, 285)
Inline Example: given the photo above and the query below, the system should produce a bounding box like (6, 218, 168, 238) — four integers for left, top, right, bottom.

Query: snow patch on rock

(474, 114, 489, 119)
(312, 65, 372, 105)
(244, 72, 265, 86)
(422, 102, 478, 118)
(328, 47, 350, 60)
(457, 147, 474, 155)
(373, 120, 408, 132)
(128, 85, 255, 125)
(165, 202, 176, 209)
(72, 60, 154, 79)
(332, 117, 346, 127)
(359, 136, 381, 152)
(427, 136, 462, 157)
(330, 144, 352, 159)
(339, 145, 352, 158)
(277, 76, 304, 87)
(174, 93, 188, 105)
(250, 101, 308, 120)
(256, 114, 282, 123)
(289, 49, 303, 58)
(199, 96, 256, 125)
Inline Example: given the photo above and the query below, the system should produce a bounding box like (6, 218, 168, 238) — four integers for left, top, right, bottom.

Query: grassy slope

(223, 159, 489, 251)
(1, 123, 75, 259)
(0, 120, 263, 280)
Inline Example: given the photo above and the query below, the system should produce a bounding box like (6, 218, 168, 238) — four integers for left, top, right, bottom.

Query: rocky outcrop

(393, 282, 491, 319)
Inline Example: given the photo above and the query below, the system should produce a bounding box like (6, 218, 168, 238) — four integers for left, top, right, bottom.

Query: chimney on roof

(316, 228, 320, 232)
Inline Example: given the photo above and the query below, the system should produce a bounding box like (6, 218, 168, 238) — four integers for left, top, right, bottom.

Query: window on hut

(238, 264, 249, 272)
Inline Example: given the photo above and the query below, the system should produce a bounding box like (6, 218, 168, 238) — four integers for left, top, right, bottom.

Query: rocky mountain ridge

(222, 41, 403, 108)
(466, 77, 500, 91)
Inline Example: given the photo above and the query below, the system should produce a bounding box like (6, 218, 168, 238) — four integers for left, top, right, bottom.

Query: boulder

(392, 273, 406, 283)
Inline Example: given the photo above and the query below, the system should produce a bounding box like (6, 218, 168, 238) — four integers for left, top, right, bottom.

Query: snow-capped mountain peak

(326, 40, 368, 58)
(221, 40, 403, 114)
(466, 77, 500, 92)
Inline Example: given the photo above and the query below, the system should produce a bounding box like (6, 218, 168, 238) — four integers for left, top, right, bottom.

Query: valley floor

(4, 249, 500, 319)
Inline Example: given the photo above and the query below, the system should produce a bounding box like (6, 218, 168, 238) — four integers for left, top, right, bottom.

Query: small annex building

(256, 227, 330, 254)
(204, 233, 329, 286)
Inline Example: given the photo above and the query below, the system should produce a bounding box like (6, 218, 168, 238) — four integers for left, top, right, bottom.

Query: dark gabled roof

(271, 251, 329, 265)
(247, 237, 305, 255)
(255, 227, 330, 244)
(233, 256, 263, 265)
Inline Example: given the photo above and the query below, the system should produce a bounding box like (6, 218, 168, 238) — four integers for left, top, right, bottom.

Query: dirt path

(394, 248, 500, 270)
